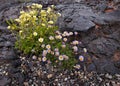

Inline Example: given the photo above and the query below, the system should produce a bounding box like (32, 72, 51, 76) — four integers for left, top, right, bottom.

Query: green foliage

(7, 3, 78, 69)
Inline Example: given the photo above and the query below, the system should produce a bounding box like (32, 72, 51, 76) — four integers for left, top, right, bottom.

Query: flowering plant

(7, 3, 79, 69)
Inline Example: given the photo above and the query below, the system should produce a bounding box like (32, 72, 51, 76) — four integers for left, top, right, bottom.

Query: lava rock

(57, 4, 96, 31)
(0, 48, 18, 60)
(87, 63, 96, 72)
(104, 63, 120, 74)
(88, 37, 120, 58)
(94, 10, 120, 25)
(0, 76, 11, 86)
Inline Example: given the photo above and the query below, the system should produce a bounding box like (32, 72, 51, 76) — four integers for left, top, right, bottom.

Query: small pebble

(105, 74, 112, 79)
(115, 74, 120, 77)
(24, 82, 29, 86)
(64, 78, 68, 81)
(55, 79, 58, 81)
(106, 83, 110, 86)
(47, 74, 53, 79)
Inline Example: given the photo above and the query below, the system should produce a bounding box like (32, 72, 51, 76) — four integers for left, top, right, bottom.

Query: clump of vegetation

(7, 3, 84, 69)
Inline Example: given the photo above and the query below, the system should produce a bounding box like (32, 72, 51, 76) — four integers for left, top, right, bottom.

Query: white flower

(31, 49, 35, 52)
(83, 48, 87, 53)
(41, 23, 46, 27)
(55, 30, 61, 35)
(42, 57, 47, 62)
(38, 58, 42, 61)
(48, 21, 54, 24)
(79, 55, 84, 61)
(33, 32, 38, 36)
(51, 5, 55, 8)
(63, 38, 67, 42)
(38, 38, 44, 43)
(36, 4, 42, 9)
(7, 26, 11, 29)
(61, 44, 66, 48)
(41, 44, 45, 48)
(15, 19, 20, 22)
(55, 35, 62, 39)
(57, 12, 61, 16)
(47, 49, 51, 53)
(20, 11, 25, 14)
(62, 33, 66, 37)
(33, 16, 38, 20)
(46, 44, 51, 49)
(19, 30, 23, 34)
(47, 7, 52, 13)
(69, 32, 73, 35)
(49, 36, 54, 40)
(58, 55, 64, 61)
(63, 31, 69, 36)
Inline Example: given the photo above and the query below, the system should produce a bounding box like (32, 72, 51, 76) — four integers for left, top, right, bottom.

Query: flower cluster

(7, 3, 87, 69)
(7, 3, 79, 69)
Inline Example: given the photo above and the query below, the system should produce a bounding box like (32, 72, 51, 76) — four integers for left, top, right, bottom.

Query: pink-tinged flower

(55, 51, 60, 56)
(63, 31, 69, 36)
(72, 40, 79, 45)
(32, 55, 37, 60)
(47, 60, 51, 64)
(42, 50, 47, 56)
(73, 46, 78, 52)
(42, 57, 47, 62)
(63, 55, 69, 60)
(50, 51, 54, 55)
(55, 30, 61, 35)
(58, 55, 64, 61)
(79, 55, 84, 61)
(74, 32, 78, 35)
(54, 48, 59, 52)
